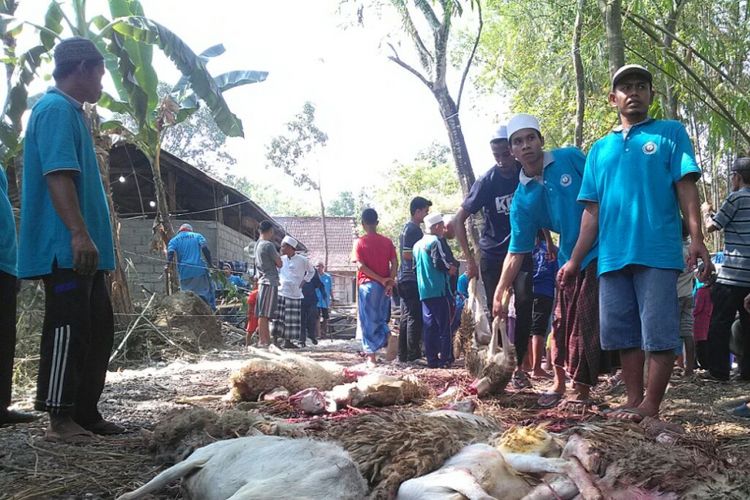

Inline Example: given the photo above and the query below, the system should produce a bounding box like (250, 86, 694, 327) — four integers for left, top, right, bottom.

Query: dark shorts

(319, 307, 330, 320)
(530, 294, 554, 336)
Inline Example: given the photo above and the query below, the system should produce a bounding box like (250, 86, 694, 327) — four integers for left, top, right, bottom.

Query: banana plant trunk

(147, 145, 179, 294)
(96, 147, 134, 327)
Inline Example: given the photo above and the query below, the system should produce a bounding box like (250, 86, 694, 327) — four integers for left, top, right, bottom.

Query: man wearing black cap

(702, 157, 750, 382)
(568, 64, 711, 422)
(18, 37, 121, 442)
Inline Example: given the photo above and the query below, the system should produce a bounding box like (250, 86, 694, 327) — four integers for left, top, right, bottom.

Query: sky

(7, 0, 510, 205)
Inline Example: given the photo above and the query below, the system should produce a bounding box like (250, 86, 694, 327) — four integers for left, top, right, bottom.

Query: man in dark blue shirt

(397, 196, 432, 362)
(454, 125, 534, 387)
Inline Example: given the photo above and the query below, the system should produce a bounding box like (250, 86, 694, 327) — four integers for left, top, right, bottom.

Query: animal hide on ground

(228, 345, 346, 401)
(313, 410, 503, 500)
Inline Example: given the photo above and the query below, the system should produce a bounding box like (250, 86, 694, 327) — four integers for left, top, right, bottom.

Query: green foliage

(374, 157, 462, 240)
(266, 102, 329, 190)
(223, 174, 317, 217)
(477, 0, 750, 172)
(328, 191, 358, 217)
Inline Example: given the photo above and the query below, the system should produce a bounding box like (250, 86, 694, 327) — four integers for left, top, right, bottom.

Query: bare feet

(606, 401, 658, 423)
(531, 369, 553, 379)
(45, 415, 96, 444)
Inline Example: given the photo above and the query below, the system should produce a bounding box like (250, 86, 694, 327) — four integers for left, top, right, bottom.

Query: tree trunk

(317, 187, 329, 268)
(598, 0, 625, 75)
(147, 146, 179, 294)
(660, 1, 684, 119)
(89, 105, 134, 326)
(572, 0, 586, 148)
(432, 85, 481, 252)
(432, 86, 476, 195)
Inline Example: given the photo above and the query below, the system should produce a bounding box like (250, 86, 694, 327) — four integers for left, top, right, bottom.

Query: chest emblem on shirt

(642, 141, 658, 155)
(560, 174, 572, 187)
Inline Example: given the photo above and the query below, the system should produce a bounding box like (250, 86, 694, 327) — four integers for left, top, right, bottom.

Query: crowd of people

(1, 35, 748, 447)
(348, 63, 750, 423)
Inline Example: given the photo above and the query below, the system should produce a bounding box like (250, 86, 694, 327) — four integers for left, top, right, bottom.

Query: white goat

(117, 435, 367, 500)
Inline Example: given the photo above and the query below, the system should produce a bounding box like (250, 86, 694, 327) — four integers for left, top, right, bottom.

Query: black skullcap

(54, 37, 104, 67)
(731, 157, 750, 172)
(361, 208, 378, 225)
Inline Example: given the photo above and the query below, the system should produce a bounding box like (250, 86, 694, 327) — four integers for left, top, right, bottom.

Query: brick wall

(118, 219, 252, 294)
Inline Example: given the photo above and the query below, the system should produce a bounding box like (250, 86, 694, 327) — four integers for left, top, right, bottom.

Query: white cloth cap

(281, 235, 298, 248)
(491, 124, 508, 141)
(424, 212, 444, 229)
(507, 114, 541, 141)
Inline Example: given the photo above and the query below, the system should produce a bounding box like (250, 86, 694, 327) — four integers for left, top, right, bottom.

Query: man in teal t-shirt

(567, 64, 711, 423)
(0, 166, 38, 426)
(414, 213, 457, 368)
(493, 113, 603, 408)
(20, 38, 121, 443)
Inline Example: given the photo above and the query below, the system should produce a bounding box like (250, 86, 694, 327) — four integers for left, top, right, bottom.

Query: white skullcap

(424, 212, 444, 229)
(281, 235, 298, 248)
(507, 114, 541, 141)
(491, 124, 508, 141)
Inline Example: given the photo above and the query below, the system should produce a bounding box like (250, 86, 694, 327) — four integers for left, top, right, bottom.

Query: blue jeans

(599, 265, 680, 352)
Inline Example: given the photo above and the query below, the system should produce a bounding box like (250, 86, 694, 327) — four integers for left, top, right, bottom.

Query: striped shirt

(712, 187, 750, 286)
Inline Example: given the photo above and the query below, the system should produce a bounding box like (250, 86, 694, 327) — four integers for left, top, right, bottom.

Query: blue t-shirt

(0, 167, 17, 276)
(19, 88, 115, 278)
(413, 234, 452, 300)
(509, 148, 598, 271)
(455, 272, 469, 308)
(578, 119, 700, 275)
(461, 164, 519, 258)
(167, 231, 209, 280)
(532, 241, 558, 298)
(316, 272, 333, 308)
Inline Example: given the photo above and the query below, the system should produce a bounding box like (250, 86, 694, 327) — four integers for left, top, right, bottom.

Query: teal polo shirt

(578, 118, 700, 275)
(19, 88, 115, 278)
(413, 234, 452, 300)
(0, 166, 17, 276)
(509, 147, 597, 269)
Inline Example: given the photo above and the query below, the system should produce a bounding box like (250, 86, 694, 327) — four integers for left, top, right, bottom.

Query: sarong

(271, 295, 302, 341)
(553, 259, 601, 386)
(357, 281, 390, 354)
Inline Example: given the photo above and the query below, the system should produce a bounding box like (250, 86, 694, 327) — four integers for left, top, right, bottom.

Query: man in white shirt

(271, 235, 315, 348)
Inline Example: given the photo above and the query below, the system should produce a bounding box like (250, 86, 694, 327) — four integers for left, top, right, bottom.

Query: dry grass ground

(1, 338, 749, 499)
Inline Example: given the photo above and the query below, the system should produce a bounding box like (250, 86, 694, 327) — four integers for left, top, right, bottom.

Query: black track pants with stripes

(35, 268, 114, 424)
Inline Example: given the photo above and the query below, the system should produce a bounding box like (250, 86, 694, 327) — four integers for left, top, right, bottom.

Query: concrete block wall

(118, 218, 252, 294)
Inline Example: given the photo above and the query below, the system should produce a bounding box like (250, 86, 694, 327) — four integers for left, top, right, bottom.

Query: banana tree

(98, 12, 267, 292)
(0, 0, 53, 205)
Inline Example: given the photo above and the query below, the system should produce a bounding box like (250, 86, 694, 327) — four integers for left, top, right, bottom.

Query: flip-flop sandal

(512, 373, 533, 390)
(44, 429, 96, 444)
(537, 392, 564, 408)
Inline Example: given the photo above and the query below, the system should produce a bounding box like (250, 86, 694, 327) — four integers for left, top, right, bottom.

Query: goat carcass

(116, 436, 367, 500)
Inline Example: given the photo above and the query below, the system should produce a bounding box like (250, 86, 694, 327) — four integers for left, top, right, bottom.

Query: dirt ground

(1, 338, 749, 500)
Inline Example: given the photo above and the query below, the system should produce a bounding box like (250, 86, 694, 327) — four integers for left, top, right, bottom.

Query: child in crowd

(246, 279, 259, 347)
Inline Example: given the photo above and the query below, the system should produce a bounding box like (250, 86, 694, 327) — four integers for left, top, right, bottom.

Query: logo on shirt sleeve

(642, 141, 658, 155)
(560, 174, 572, 187)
